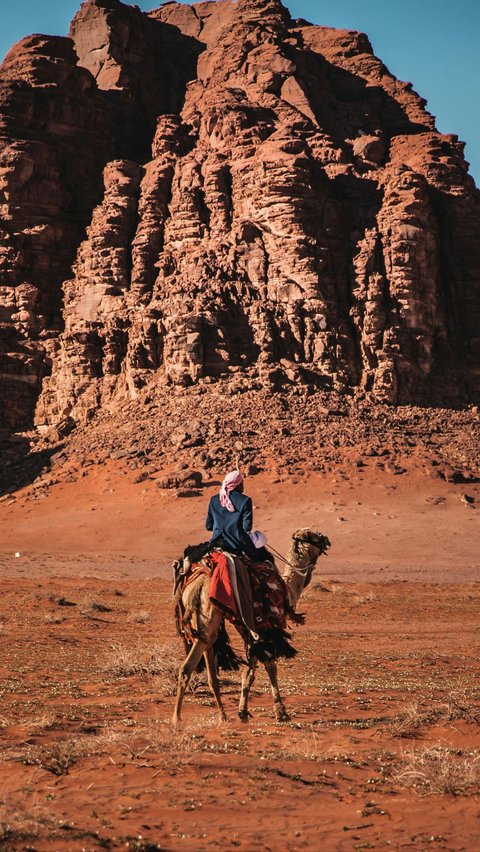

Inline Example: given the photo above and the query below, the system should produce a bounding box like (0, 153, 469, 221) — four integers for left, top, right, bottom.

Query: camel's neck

(282, 549, 315, 608)
(282, 569, 306, 608)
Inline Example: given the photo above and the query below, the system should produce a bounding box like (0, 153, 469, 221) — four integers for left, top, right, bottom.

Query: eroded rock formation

(1, 0, 479, 433)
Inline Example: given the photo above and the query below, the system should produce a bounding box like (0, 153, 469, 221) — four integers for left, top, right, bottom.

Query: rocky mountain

(1, 0, 479, 436)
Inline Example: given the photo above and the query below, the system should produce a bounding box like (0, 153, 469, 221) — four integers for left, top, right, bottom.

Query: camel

(172, 529, 330, 726)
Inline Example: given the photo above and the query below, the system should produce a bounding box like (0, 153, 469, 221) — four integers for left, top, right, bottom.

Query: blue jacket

(206, 490, 258, 559)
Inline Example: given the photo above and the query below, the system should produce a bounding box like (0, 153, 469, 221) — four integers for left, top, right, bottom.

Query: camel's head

(290, 529, 331, 586)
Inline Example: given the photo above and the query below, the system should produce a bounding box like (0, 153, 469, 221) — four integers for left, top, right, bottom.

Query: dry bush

(265, 730, 331, 762)
(395, 747, 480, 795)
(7, 719, 218, 777)
(389, 688, 479, 738)
(22, 713, 57, 735)
(130, 721, 197, 759)
(80, 596, 113, 616)
(351, 592, 377, 606)
(106, 640, 209, 696)
(0, 802, 55, 843)
(44, 612, 67, 624)
(284, 731, 326, 760)
(126, 610, 151, 624)
(19, 740, 90, 775)
(388, 702, 440, 738)
(440, 685, 480, 724)
(105, 641, 182, 688)
(11, 732, 119, 776)
(113, 716, 218, 767)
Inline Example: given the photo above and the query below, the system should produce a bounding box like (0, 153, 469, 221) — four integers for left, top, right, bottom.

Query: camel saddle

(173, 542, 296, 635)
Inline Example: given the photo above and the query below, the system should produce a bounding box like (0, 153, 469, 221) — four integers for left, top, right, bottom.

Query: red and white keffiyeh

(219, 470, 244, 512)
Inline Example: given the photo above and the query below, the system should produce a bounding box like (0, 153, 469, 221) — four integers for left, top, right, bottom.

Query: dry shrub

(44, 612, 67, 624)
(18, 739, 92, 775)
(105, 641, 181, 684)
(80, 596, 112, 616)
(7, 720, 218, 776)
(135, 720, 198, 756)
(390, 687, 479, 738)
(440, 685, 480, 724)
(0, 802, 55, 843)
(286, 731, 326, 760)
(389, 702, 439, 738)
(23, 712, 57, 735)
(126, 610, 151, 624)
(267, 730, 331, 762)
(352, 592, 376, 606)
(104, 641, 208, 696)
(12, 732, 119, 776)
(114, 716, 218, 767)
(395, 747, 480, 795)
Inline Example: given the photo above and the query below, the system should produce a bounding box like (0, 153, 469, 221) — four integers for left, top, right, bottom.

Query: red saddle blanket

(203, 551, 290, 631)
(248, 558, 290, 630)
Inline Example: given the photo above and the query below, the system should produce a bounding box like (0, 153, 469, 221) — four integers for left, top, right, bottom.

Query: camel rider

(206, 470, 270, 563)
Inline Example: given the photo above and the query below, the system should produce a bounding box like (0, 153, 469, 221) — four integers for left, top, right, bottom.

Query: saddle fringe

(248, 628, 298, 663)
(288, 610, 306, 625)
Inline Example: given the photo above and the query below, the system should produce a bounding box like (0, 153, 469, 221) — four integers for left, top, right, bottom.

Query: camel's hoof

(220, 712, 228, 722)
(238, 710, 251, 723)
(275, 708, 290, 723)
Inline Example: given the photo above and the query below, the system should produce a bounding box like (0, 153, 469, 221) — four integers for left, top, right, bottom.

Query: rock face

(1, 0, 479, 432)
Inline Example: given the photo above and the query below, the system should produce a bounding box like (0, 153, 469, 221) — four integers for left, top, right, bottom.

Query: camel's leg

(238, 657, 258, 721)
(172, 638, 208, 727)
(204, 646, 227, 722)
(264, 660, 290, 723)
(172, 608, 224, 727)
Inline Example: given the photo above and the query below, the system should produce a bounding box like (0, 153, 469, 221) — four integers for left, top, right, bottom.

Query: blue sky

(1, 0, 478, 185)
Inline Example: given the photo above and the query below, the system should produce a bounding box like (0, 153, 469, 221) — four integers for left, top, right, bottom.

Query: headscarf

(219, 469, 244, 512)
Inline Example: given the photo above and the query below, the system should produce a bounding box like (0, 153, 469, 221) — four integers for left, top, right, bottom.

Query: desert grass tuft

(351, 592, 377, 606)
(104, 640, 210, 696)
(440, 684, 480, 724)
(9, 732, 120, 776)
(22, 712, 57, 735)
(80, 595, 113, 616)
(105, 641, 181, 683)
(388, 702, 440, 738)
(395, 746, 480, 795)
(44, 612, 68, 624)
(0, 802, 55, 843)
(388, 687, 480, 738)
(126, 610, 151, 624)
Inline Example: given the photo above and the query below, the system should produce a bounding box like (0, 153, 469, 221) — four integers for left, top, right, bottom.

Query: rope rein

(268, 544, 316, 577)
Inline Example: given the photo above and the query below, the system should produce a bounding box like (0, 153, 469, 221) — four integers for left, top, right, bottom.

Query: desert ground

(0, 457, 479, 851)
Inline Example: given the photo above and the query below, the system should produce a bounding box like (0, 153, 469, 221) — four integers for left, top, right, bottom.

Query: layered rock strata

(0, 0, 479, 433)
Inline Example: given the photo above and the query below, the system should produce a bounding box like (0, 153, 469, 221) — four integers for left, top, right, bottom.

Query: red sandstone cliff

(1, 0, 479, 434)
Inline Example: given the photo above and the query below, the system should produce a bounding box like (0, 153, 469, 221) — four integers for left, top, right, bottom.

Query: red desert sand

(0, 458, 479, 851)
(0, 0, 479, 846)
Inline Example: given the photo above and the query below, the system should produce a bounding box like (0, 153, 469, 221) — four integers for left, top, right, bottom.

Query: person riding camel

(206, 469, 270, 562)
